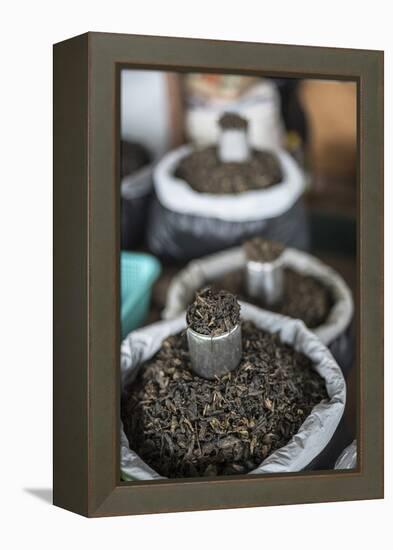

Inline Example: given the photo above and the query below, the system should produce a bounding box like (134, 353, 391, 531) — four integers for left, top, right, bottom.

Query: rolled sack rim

(120, 304, 346, 480)
(153, 144, 306, 222)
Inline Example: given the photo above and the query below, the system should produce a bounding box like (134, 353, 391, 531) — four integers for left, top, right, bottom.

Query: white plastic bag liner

(334, 440, 357, 470)
(153, 145, 305, 223)
(120, 304, 346, 480)
(185, 81, 284, 150)
(163, 246, 353, 348)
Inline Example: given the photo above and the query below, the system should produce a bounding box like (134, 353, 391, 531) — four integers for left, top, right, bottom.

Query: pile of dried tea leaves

(186, 287, 240, 336)
(218, 112, 249, 130)
(277, 269, 333, 328)
(244, 237, 285, 263)
(175, 146, 282, 194)
(121, 321, 328, 478)
(214, 268, 333, 329)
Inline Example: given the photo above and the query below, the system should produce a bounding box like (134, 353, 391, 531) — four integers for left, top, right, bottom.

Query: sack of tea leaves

(120, 303, 346, 481)
(147, 145, 308, 261)
(120, 140, 153, 249)
(163, 246, 354, 377)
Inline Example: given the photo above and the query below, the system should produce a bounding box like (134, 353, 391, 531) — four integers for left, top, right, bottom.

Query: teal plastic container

(121, 251, 161, 339)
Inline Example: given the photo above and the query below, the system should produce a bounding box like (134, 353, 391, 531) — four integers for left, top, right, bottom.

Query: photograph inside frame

(119, 70, 357, 481)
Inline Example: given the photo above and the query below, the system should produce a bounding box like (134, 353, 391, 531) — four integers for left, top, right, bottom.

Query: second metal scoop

(245, 255, 284, 306)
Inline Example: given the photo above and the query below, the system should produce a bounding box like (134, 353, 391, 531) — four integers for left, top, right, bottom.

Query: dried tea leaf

(186, 287, 240, 336)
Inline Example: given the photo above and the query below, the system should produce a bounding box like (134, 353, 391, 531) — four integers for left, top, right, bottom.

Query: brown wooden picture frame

(53, 32, 384, 517)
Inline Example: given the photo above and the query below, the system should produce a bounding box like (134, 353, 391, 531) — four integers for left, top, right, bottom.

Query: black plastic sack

(328, 322, 355, 378)
(148, 197, 309, 261)
(121, 140, 151, 178)
(121, 165, 153, 250)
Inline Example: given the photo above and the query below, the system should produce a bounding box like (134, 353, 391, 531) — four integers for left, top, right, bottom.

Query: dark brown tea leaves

(186, 287, 240, 336)
(175, 146, 282, 195)
(121, 321, 328, 478)
(218, 112, 249, 130)
(244, 237, 285, 263)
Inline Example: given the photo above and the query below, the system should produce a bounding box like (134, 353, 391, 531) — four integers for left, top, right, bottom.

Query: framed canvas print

(53, 32, 383, 517)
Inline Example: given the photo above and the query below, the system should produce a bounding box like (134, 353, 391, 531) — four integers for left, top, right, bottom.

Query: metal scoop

(245, 255, 284, 306)
(187, 323, 242, 380)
